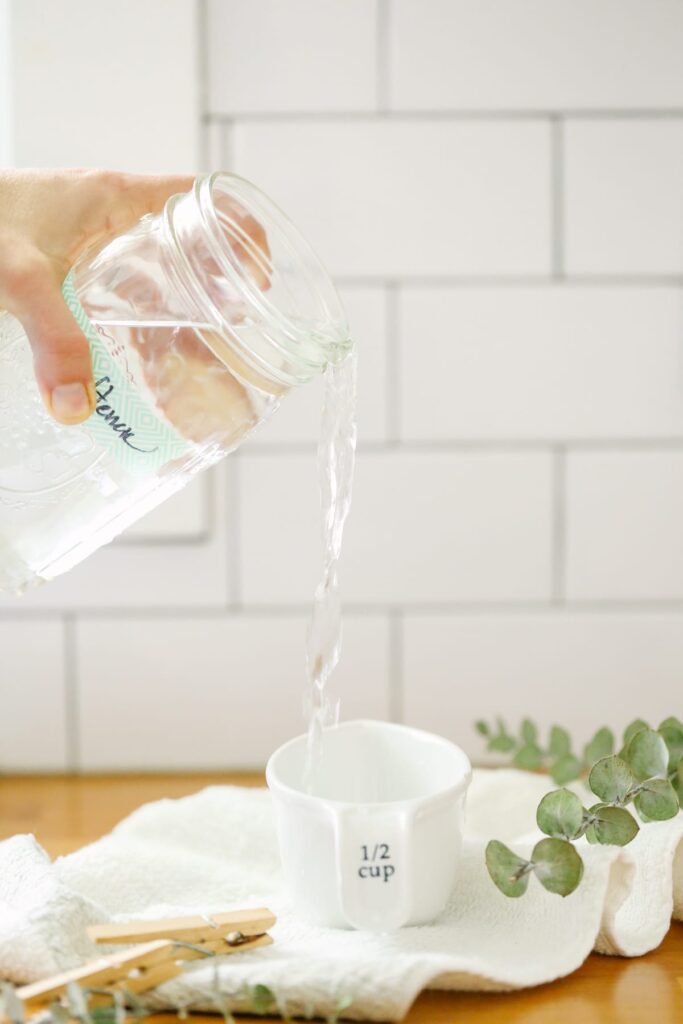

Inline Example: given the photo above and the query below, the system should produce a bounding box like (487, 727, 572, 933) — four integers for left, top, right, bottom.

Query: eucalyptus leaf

(475, 720, 490, 737)
(625, 728, 669, 781)
(521, 718, 538, 745)
(513, 743, 544, 771)
(531, 838, 584, 897)
(634, 778, 679, 821)
(658, 716, 683, 731)
(89, 1009, 116, 1024)
(585, 804, 639, 846)
(550, 753, 583, 785)
(248, 984, 276, 1016)
(548, 725, 571, 759)
(536, 789, 585, 839)
(583, 727, 614, 767)
(674, 756, 683, 802)
(488, 733, 517, 754)
(623, 719, 649, 746)
(485, 840, 532, 897)
(589, 756, 635, 804)
(658, 722, 683, 772)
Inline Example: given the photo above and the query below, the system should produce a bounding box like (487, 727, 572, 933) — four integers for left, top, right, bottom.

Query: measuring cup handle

(332, 807, 414, 931)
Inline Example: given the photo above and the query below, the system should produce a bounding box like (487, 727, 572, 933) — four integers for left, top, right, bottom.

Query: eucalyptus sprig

(478, 716, 683, 899)
(476, 716, 614, 784)
(0, 975, 353, 1024)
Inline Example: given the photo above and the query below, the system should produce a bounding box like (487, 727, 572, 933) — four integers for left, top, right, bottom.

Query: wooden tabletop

(1, 773, 681, 1024)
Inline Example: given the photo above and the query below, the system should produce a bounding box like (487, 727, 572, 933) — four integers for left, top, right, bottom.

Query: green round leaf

(658, 716, 683, 731)
(658, 722, 683, 773)
(536, 789, 585, 839)
(548, 725, 571, 760)
(488, 733, 517, 754)
(583, 727, 614, 767)
(625, 728, 669, 781)
(589, 755, 635, 804)
(585, 804, 639, 846)
(485, 840, 531, 898)
(475, 720, 490, 737)
(550, 753, 583, 785)
(521, 718, 538, 745)
(513, 743, 544, 771)
(673, 757, 683, 801)
(623, 719, 649, 746)
(531, 838, 584, 897)
(249, 984, 276, 1015)
(634, 778, 679, 822)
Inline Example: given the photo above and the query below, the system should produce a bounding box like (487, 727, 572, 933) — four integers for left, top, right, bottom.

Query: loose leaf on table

(585, 804, 639, 846)
(513, 743, 544, 771)
(583, 727, 614, 767)
(536, 789, 585, 840)
(548, 725, 571, 760)
(589, 756, 635, 804)
(658, 720, 683, 772)
(550, 753, 583, 785)
(633, 778, 680, 822)
(531, 838, 584, 897)
(485, 840, 532, 898)
(625, 728, 669, 781)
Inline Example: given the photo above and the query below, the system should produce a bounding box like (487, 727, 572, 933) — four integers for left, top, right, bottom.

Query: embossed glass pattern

(0, 173, 349, 593)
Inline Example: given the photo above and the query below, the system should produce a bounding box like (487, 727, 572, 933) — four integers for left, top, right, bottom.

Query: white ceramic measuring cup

(266, 719, 471, 931)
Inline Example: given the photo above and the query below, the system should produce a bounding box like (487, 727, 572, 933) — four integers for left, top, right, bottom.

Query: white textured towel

(1, 771, 682, 1021)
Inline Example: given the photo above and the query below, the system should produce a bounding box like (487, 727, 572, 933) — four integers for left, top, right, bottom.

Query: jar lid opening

(200, 172, 351, 376)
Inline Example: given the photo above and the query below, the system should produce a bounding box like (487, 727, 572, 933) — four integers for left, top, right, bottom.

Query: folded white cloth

(1, 771, 682, 1021)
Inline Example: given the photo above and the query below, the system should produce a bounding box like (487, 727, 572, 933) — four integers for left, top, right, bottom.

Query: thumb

(13, 270, 95, 425)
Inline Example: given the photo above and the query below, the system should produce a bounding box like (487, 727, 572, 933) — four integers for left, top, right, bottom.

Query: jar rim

(162, 172, 351, 388)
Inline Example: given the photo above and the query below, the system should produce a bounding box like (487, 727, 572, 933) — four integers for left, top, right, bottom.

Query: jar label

(62, 271, 191, 474)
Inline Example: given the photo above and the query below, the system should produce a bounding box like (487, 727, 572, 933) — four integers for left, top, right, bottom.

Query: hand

(0, 168, 195, 424)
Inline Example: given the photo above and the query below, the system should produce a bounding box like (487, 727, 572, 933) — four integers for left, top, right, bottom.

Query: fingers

(12, 268, 95, 425)
(114, 171, 197, 229)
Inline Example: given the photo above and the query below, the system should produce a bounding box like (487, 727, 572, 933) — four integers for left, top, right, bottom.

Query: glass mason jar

(0, 172, 350, 594)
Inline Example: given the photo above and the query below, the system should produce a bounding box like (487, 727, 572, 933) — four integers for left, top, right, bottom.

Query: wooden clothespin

(87, 907, 276, 954)
(17, 908, 276, 1009)
(17, 941, 184, 1007)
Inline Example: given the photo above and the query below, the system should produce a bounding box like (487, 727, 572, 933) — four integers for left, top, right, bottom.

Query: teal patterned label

(62, 271, 191, 474)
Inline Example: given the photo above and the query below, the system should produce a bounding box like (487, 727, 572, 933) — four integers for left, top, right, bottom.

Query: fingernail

(50, 382, 93, 423)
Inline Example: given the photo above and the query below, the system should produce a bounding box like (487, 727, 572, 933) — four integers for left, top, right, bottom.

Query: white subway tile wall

(2, 0, 683, 770)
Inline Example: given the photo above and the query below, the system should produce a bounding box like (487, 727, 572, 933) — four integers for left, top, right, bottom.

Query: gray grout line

(7, 600, 683, 621)
(388, 609, 404, 723)
(376, 0, 391, 112)
(196, 0, 210, 171)
(222, 119, 236, 168)
(385, 281, 401, 442)
(551, 116, 565, 279)
(245, 438, 683, 455)
(62, 614, 81, 772)
(331, 274, 683, 288)
(226, 456, 243, 609)
(551, 447, 567, 603)
(205, 109, 683, 123)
